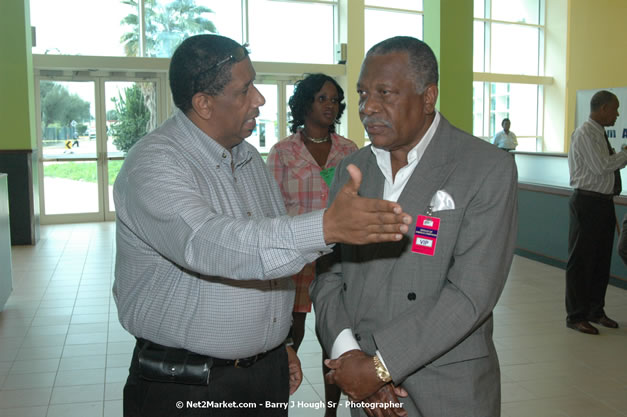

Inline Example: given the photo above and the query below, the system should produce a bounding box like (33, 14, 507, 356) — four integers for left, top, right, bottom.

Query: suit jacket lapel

(354, 117, 460, 321)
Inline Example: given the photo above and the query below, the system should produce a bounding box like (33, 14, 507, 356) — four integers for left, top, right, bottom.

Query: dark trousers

(566, 191, 615, 323)
(123, 342, 289, 417)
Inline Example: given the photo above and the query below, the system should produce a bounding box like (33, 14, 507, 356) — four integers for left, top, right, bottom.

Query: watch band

(373, 355, 392, 383)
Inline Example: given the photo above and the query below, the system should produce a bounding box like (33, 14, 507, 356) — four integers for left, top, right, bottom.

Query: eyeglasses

(210, 43, 249, 72)
(194, 43, 250, 92)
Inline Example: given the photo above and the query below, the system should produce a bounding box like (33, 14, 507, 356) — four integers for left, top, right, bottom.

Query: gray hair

(366, 36, 439, 93)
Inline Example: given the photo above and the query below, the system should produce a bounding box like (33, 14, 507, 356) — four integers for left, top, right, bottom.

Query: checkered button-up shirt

(267, 131, 358, 216)
(113, 110, 331, 359)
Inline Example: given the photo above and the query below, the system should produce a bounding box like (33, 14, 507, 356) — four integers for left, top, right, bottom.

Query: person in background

(267, 73, 358, 417)
(566, 90, 625, 335)
(492, 118, 518, 151)
(113, 34, 411, 417)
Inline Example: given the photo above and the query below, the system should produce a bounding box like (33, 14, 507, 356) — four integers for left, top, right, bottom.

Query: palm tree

(120, 0, 217, 58)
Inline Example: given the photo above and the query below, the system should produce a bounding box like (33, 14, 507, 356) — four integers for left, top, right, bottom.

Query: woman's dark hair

(288, 73, 346, 133)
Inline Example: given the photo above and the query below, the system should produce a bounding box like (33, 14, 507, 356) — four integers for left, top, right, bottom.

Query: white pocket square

(430, 190, 455, 212)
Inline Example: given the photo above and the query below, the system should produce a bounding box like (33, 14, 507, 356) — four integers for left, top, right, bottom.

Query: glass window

(31, 0, 242, 57)
(473, 82, 485, 138)
(490, 24, 539, 75)
(141, 0, 241, 57)
(474, 0, 486, 18)
(105, 81, 158, 158)
(365, 0, 422, 10)
(40, 81, 95, 159)
(491, 0, 540, 24)
(248, 0, 335, 64)
(249, 84, 279, 154)
(105, 80, 158, 211)
(31, 0, 135, 56)
(473, 21, 486, 72)
(365, 9, 422, 52)
(43, 161, 99, 214)
(492, 83, 539, 138)
(286, 84, 295, 137)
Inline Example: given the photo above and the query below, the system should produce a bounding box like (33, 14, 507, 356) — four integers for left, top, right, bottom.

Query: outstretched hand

(323, 164, 411, 245)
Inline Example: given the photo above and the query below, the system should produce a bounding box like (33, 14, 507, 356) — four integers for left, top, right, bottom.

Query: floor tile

(50, 383, 105, 404)
(46, 401, 103, 417)
(0, 405, 48, 417)
(0, 387, 52, 408)
(58, 354, 106, 371)
(9, 358, 60, 375)
(54, 368, 105, 387)
(2, 372, 56, 390)
(3, 222, 627, 417)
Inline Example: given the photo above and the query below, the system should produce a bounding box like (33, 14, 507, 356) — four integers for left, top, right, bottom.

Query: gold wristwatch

(373, 355, 392, 383)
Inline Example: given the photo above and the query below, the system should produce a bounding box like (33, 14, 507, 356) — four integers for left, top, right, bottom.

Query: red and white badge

(411, 215, 440, 256)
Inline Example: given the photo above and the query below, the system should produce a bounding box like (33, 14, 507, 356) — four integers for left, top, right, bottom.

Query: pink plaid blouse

(267, 131, 358, 216)
(267, 131, 358, 311)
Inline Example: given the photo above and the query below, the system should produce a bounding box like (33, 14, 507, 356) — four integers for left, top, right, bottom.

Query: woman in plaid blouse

(267, 73, 357, 416)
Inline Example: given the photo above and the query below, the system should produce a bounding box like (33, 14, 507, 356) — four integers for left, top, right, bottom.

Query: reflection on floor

(1, 222, 627, 417)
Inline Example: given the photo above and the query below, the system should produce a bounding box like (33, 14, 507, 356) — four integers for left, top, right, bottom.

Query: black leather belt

(574, 189, 614, 200)
(136, 338, 280, 369)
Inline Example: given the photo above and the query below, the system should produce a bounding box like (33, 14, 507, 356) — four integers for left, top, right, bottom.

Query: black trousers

(123, 342, 289, 417)
(566, 191, 615, 323)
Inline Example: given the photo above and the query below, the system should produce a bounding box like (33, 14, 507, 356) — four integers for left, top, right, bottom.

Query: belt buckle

(234, 354, 259, 368)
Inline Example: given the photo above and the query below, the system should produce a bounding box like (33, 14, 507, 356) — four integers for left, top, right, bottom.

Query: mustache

(361, 116, 392, 128)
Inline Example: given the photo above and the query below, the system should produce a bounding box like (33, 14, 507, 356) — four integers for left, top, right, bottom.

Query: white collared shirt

(330, 112, 442, 365)
(371, 111, 441, 202)
(569, 118, 627, 194)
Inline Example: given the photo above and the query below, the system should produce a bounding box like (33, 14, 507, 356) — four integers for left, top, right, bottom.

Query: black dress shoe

(566, 321, 599, 335)
(590, 315, 619, 328)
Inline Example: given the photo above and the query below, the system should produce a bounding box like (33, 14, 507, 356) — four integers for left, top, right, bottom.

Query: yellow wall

(565, 0, 627, 149)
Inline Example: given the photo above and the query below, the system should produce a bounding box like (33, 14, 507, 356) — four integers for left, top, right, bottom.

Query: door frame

(35, 71, 169, 224)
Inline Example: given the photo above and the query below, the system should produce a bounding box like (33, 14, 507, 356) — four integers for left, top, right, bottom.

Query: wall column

(0, 0, 40, 245)
(423, 0, 473, 133)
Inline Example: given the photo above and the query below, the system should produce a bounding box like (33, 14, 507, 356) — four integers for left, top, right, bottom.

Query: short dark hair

(365, 36, 439, 93)
(590, 90, 617, 112)
(169, 34, 242, 113)
(502, 118, 510, 126)
(288, 73, 346, 134)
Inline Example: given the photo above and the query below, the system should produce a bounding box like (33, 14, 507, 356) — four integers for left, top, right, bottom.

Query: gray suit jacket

(311, 116, 517, 417)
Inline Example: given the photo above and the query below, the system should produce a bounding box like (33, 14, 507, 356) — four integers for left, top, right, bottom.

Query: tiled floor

(1, 222, 627, 417)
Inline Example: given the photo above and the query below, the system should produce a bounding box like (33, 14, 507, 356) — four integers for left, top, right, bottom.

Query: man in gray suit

(311, 36, 517, 417)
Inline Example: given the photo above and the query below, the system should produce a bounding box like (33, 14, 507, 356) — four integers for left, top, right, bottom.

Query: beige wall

(564, 0, 627, 150)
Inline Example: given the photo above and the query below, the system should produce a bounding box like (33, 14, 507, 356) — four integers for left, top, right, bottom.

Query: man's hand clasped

(323, 164, 411, 245)
(324, 349, 408, 417)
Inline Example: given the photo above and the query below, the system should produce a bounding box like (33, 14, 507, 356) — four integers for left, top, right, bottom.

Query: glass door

(38, 79, 100, 220)
(37, 75, 160, 223)
(104, 80, 158, 218)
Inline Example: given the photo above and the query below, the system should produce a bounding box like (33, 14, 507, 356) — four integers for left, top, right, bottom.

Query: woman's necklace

(304, 132, 330, 143)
